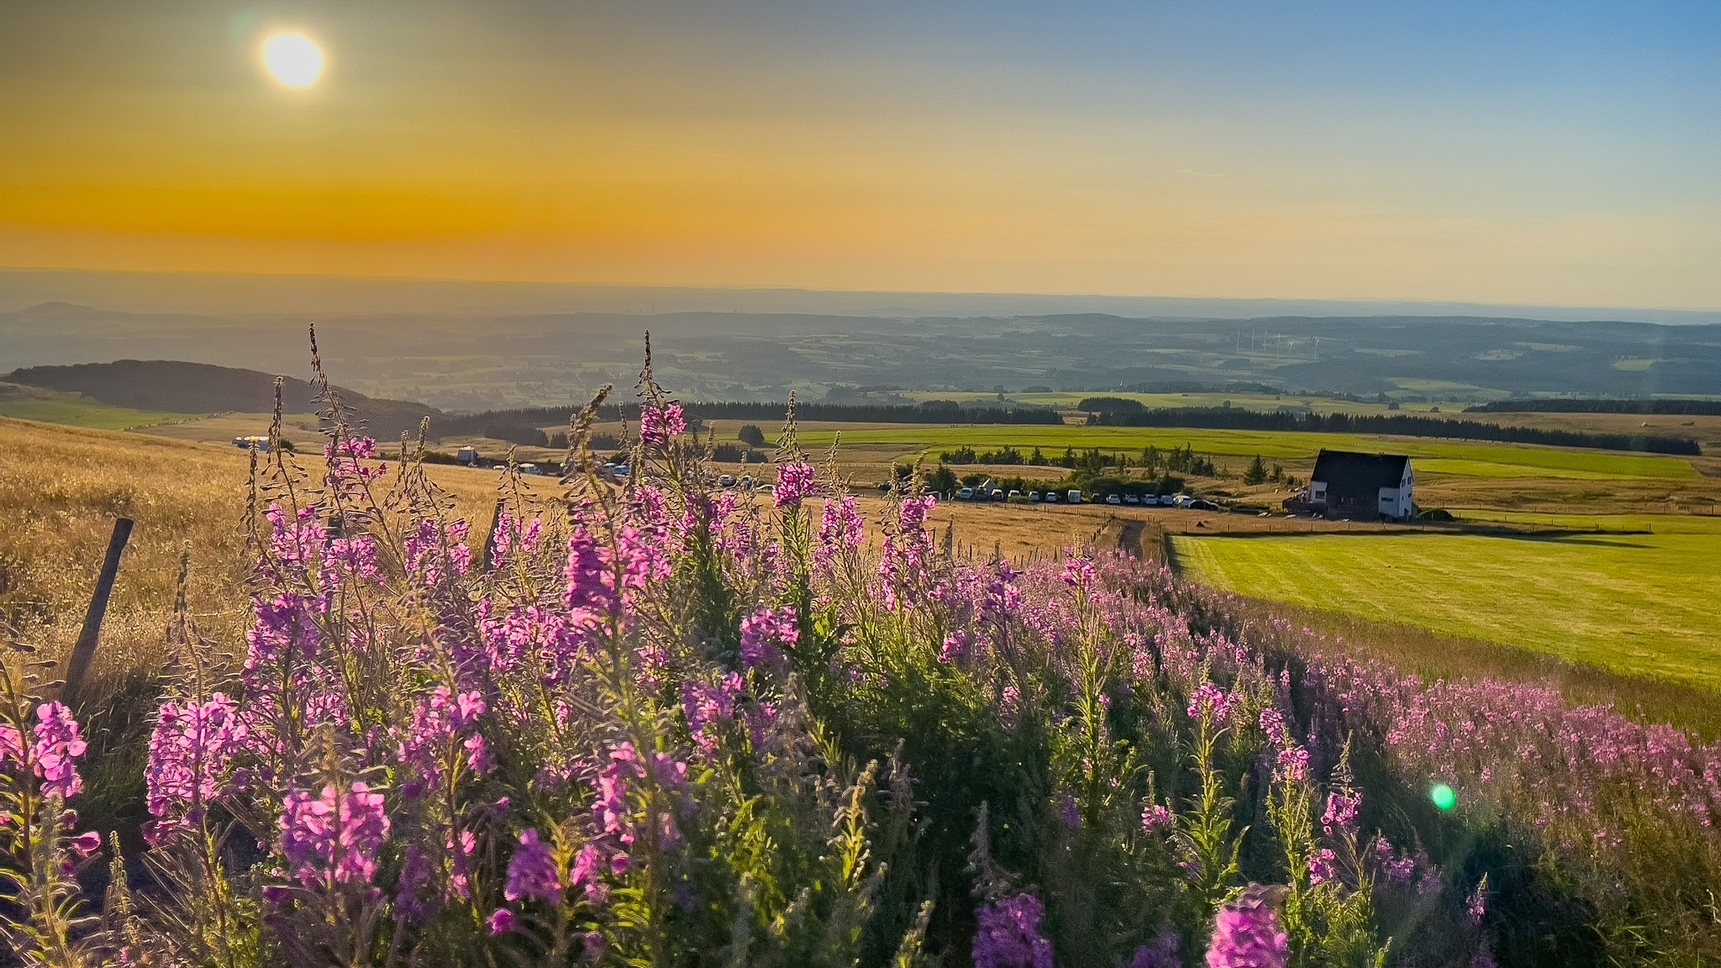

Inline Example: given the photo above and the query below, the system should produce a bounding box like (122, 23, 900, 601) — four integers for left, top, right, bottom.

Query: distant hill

(4, 360, 442, 439)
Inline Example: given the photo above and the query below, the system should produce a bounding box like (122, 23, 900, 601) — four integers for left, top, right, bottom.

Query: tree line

(1467, 399, 1721, 417)
(1088, 407, 1701, 455)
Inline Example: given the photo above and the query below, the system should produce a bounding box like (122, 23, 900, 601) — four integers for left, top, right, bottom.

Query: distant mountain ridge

(4, 360, 442, 439)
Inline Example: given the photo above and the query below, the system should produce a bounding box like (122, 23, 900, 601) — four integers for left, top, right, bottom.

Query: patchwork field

(1170, 514, 1721, 690)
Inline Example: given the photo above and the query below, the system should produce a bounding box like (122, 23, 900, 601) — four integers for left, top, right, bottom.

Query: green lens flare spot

(1430, 783, 1457, 811)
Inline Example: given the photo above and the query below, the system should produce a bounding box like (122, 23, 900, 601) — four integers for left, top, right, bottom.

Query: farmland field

(790, 423, 1704, 478)
(1170, 515, 1721, 690)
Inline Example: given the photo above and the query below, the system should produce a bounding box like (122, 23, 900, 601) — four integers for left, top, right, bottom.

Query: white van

(1067, 489, 1083, 504)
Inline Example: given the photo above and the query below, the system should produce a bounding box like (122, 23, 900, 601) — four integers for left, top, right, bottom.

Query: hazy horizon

(3, 266, 1720, 326)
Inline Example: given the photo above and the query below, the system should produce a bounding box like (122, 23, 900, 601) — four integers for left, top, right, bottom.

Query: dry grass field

(12, 410, 1721, 745)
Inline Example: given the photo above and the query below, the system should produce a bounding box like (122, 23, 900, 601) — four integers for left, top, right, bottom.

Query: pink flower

(1321, 790, 1361, 836)
(1309, 848, 1337, 886)
(740, 605, 799, 667)
(68, 830, 103, 858)
(31, 702, 87, 799)
(145, 693, 245, 835)
(278, 782, 391, 887)
(774, 462, 816, 507)
(1141, 803, 1175, 834)
(1274, 746, 1309, 784)
(1187, 683, 1234, 724)
(1206, 890, 1288, 967)
(504, 828, 561, 904)
(639, 403, 686, 447)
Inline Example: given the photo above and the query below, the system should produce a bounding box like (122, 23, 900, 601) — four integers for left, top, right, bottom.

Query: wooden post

(481, 498, 508, 572)
(60, 517, 133, 709)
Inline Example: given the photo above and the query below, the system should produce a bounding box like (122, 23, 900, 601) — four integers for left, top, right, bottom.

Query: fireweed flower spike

(1206, 888, 1289, 968)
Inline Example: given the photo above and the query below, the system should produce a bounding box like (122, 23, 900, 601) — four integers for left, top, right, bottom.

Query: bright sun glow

(262, 32, 325, 89)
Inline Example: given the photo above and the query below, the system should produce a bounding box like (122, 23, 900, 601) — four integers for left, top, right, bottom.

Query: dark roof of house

(1311, 450, 1411, 497)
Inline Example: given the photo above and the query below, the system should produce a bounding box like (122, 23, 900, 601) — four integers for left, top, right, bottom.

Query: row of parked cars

(954, 487, 1219, 510)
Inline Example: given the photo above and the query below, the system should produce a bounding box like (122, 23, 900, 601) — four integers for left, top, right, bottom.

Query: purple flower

(278, 782, 391, 887)
(1308, 848, 1337, 886)
(1274, 746, 1309, 784)
(740, 605, 799, 667)
(815, 496, 864, 575)
(145, 693, 246, 838)
(1205, 891, 1288, 968)
(973, 893, 1055, 968)
(505, 828, 562, 903)
(1062, 795, 1081, 829)
(68, 830, 103, 858)
(1321, 790, 1361, 836)
(1062, 555, 1097, 593)
(487, 908, 518, 935)
(1127, 932, 1180, 968)
(1141, 803, 1175, 834)
(1187, 683, 1234, 724)
(774, 462, 817, 507)
(1465, 881, 1488, 927)
(639, 403, 686, 447)
(31, 702, 87, 799)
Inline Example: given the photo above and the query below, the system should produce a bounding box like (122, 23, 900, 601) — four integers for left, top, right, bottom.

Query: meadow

(1169, 515, 1721, 692)
(0, 387, 198, 432)
(5, 381, 1721, 964)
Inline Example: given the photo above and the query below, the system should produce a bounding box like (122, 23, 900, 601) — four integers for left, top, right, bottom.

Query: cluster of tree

(1139, 443, 1218, 477)
(711, 443, 770, 463)
(1090, 407, 1701, 455)
(1241, 454, 1285, 486)
(434, 400, 1061, 440)
(938, 445, 1028, 465)
(920, 461, 1192, 500)
(1467, 399, 1721, 417)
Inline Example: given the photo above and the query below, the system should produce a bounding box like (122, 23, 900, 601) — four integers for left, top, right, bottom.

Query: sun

(261, 32, 325, 89)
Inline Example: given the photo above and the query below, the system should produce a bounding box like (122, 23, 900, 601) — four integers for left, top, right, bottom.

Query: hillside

(6, 298, 1721, 412)
(4, 359, 442, 439)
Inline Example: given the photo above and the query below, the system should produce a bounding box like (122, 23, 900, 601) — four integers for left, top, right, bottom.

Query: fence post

(481, 498, 508, 572)
(60, 517, 133, 709)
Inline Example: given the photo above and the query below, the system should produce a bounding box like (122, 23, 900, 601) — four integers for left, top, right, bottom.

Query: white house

(1307, 450, 1414, 520)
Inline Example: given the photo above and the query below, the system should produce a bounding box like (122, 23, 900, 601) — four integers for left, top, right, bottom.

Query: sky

(1, 1, 1718, 309)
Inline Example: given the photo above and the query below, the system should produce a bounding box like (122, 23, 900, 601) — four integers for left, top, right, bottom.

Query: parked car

(1160, 494, 1177, 506)
(958, 487, 975, 501)
(1043, 491, 1058, 503)
(518, 463, 541, 476)
(1028, 490, 1042, 502)
(1124, 493, 1140, 505)
(1105, 493, 1122, 505)
(1008, 490, 1022, 500)
(1173, 494, 1192, 508)
(1067, 489, 1083, 504)
(991, 489, 1005, 501)
(718, 474, 736, 487)
(1188, 499, 1220, 511)
(456, 446, 478, 464)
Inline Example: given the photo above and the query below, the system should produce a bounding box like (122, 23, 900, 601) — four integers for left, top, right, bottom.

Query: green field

(899, 390, 1454, 415)
(1170, 514, 1721, 689)
(0, 396, 200, 431)
(793, 424, 1699, 480)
